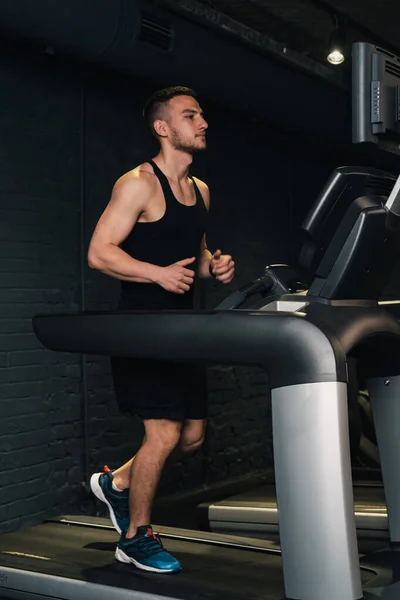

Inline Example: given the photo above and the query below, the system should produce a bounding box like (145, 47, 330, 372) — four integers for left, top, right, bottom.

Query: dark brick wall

(1, 40, 393, 531)
(0, 49, 84, 532)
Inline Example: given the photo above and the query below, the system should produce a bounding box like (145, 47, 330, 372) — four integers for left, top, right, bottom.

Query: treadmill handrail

(32, 310, 345, 389)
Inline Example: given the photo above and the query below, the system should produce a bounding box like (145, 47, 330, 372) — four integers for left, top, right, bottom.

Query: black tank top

(119, 160, 208, 310)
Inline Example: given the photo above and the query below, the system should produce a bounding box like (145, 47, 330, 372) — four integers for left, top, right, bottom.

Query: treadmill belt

(0, 522, 376, 599)
(0, 521, 283, 600)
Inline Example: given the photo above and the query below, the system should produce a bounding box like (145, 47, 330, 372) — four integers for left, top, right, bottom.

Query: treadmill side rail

(32, 310, 346, 389)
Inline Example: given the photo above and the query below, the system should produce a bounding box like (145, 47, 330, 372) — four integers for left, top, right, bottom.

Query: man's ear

(153, 119, 168, 138)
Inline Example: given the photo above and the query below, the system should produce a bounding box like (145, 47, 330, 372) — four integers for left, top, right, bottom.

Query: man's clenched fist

(157, 257, 196, 294)
(209, 249, 235, 284)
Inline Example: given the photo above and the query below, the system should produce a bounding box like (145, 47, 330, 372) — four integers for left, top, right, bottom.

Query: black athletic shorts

(110, 292, 207, 420)
(111, 356, 207, 421)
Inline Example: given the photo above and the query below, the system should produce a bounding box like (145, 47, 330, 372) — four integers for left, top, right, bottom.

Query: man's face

(161, 95, 208, 153)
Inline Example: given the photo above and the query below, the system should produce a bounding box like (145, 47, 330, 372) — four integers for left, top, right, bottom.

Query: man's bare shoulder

(114, 163, 158, 196)
(192, 176, 210, 209)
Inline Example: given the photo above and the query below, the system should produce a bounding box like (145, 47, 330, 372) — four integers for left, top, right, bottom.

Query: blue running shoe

(90, 466, 129, 534)
(115, 526, 181, 573)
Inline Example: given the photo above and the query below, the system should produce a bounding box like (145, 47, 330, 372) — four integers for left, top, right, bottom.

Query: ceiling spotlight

(327, 15, 346, 65)
(327, 49, 345, 65)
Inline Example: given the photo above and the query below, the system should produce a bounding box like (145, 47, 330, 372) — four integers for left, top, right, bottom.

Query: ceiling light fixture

(327, 14, 345, 65)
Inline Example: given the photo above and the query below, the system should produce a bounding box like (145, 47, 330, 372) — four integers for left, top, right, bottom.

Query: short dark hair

(143, 86, 198, 135)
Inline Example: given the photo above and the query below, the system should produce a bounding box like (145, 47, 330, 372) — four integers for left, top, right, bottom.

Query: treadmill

(2, 166, 400, 600)
(198, 480, 388, 554)
(199, 167, 399, 554)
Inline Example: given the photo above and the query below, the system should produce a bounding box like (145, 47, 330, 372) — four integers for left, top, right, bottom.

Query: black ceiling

(198, 0, 400, 58)
(158, 0, 400, 78)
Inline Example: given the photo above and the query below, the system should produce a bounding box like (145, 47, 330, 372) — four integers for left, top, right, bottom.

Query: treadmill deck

(0, 519, 377, 600)
(0, 520, 284, 600)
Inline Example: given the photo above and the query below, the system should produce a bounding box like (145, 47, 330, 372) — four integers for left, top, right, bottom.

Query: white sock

(111, 479, 124, 492)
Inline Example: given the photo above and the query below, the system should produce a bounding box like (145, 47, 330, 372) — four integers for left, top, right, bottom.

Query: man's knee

(144, 419, 182, 455)
(179, 420, 206, 454)
(179, 436, 205, 454)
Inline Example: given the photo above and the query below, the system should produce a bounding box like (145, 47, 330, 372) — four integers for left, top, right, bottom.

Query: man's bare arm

(197, 234, 213, 279)
(88, 173, 162, 283)
(194, 179, 213, 279)
(195, 178, 235, 284)
(88, 172, 196, 294)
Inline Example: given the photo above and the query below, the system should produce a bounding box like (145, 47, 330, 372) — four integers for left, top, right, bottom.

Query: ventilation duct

(139, 13, 174, 50)
(0, 0, 348, 143)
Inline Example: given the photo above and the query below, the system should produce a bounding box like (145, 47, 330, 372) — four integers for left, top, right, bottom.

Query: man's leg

(126, 418, 182, 537)
(112, 457, 135, 490)
(91, 418, 206, 530)
(111, 417, 206, 490)
(114, 418, 184, 573)
(177, 418, 206, 455)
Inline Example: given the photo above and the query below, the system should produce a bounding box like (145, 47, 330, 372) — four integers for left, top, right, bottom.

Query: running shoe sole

(115, 547, 181, 573)
(90, 472, 123, 535)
